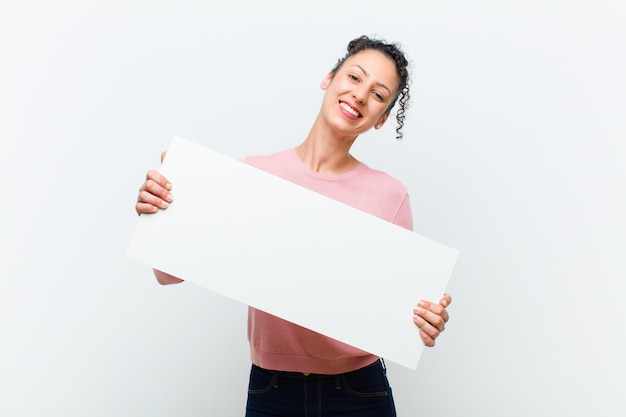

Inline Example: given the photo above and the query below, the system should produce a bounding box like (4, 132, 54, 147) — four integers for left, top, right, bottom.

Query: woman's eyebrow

(351, 64, 391, 95)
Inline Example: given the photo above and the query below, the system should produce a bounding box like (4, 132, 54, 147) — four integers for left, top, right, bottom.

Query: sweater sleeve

(393, 192, 414, 231)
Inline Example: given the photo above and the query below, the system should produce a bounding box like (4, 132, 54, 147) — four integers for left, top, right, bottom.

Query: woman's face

(320, 49, 399, 138)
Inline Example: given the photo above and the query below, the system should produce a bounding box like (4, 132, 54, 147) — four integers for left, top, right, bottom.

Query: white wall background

(1, 1, 624, 416)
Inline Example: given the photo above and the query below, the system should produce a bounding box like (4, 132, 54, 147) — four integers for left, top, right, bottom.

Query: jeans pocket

(340, 372, 389, 398)
(247, 366, 278, 395)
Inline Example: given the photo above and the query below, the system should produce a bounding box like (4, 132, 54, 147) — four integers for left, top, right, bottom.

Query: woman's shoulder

(242, 148, 294, 167)
(241, 148, 302, 179)
(359, 163, 409, 194)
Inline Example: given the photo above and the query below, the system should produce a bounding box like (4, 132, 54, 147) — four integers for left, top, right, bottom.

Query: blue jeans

(245, 359, 397, 417)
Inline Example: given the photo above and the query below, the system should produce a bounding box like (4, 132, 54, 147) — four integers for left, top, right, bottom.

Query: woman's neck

(295, 118, 360, 175)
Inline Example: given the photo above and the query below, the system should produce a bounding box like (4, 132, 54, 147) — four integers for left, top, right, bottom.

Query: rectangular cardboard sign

(126, 136, 459, 369)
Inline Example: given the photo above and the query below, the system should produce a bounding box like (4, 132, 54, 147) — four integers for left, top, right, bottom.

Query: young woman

(136, 35, 452, 417)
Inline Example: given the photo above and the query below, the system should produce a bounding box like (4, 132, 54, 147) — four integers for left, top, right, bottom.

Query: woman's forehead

(342, 50, 399, 88)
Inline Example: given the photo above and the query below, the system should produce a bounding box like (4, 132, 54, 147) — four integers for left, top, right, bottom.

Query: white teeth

(340, 102, 360, 117)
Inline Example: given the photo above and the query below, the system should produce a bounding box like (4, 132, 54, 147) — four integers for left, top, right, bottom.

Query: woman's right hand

(135, 151, 174, 216)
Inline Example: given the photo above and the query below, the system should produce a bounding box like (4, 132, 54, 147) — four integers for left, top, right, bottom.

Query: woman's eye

(349, 74, 359, 81)
(373, 92, 384, 101)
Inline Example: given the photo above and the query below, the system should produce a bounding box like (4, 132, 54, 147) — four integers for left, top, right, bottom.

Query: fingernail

(161, 201, 169, 209)
(418, 301, 428, 308)
(166, 193, 173, 202)
(414, 307, 425, 314)
(166, 183, 172, 190)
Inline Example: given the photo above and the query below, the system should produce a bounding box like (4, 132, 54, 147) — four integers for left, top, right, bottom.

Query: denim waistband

(252, 358, 385, 379)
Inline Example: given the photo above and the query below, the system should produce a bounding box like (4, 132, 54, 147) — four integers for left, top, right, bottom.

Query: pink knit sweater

(243, 148, 414, 375)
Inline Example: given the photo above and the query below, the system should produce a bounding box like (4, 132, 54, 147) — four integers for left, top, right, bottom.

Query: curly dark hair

(331, 35, 411, 140)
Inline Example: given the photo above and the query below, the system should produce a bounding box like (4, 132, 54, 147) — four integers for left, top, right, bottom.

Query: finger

(419, 328, 435, 347)
(413, 314, 437, 346)
(440, 293, 452, 308)
(135, 201, 160, 215)
(417, 300, 450, 326)
(144, 170, 172, 192)
(418, 300, 450, 323)
(140, 174, 173, 204)
(413, 305, 447, 333)
(140, 179, 173, 203)
(161, 150, 167, 164)
(413, 309, 443, 339)
(138, 189, 171, 210)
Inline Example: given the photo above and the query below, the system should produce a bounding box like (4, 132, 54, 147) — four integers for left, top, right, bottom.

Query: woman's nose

(353, 86, 367, 104)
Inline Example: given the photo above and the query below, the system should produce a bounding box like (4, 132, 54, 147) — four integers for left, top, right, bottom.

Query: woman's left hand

(413, 294, 452, 347)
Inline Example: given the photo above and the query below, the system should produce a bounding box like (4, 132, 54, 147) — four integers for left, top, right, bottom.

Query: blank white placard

(126, 135, 459, 369)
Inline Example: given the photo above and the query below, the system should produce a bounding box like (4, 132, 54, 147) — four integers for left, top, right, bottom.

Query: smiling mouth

(340, 102, 362, 118)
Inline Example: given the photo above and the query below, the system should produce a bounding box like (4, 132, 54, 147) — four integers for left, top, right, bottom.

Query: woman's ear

(320, 72, 333, 90)
(375, 112, 390, 129)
